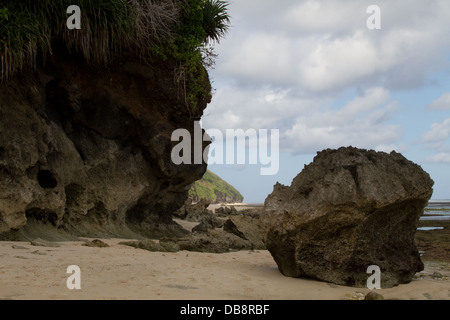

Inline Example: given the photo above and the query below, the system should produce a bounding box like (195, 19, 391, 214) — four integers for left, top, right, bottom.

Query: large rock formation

(263, 147, 434, 288)
(0, 52, 211, 240)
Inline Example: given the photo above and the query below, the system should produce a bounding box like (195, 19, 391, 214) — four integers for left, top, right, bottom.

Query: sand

(0, 238, 449, 300)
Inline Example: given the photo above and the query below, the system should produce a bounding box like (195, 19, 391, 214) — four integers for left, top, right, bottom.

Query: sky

(200, 0, 450, 203)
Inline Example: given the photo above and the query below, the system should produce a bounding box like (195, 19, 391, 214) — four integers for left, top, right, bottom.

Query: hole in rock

(26, 208, 59, 226)
(37, 170, 58, 189)
(160, 182, 170, 191)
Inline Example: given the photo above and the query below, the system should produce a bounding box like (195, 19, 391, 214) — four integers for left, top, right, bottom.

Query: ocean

(236, 201, 450, 221)
(422, 200, 450, 221)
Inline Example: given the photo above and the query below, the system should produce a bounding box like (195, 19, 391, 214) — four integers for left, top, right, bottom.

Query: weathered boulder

(263, 147, 434, 288)
(175, 198, 224, 233)
(364, 292, 384, 300)
(215, 206, 238, 217)
(120, 239, 180, 253)
(82, 239, 110, 248)
(223, 214, 266, 250)
(172, 229, 253, 253)
(192, 215, 225, 233)
(192, 221, 212, 233)
(121, 229, 253, 253)
(184, 199, 213, 222)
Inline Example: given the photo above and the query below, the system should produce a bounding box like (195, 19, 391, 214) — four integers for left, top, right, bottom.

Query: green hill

(189, 170, 244, 204)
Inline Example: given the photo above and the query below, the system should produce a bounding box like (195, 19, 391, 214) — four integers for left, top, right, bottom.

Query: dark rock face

(165, 229, 253, 253)
(120, 230, 253, 254)
(176, 199, 212, 222)
(215, 206, 238, 217)
(223, 214, 266, 250)
(263, 147, 434, 288)
(0, 53, 210, 240)
(175, 199, 225, 233)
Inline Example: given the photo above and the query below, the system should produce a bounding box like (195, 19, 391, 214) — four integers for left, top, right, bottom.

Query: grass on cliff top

(1, 0, 139, 79)
(189, 170, 244, 203)
(0, 0, 230, 82)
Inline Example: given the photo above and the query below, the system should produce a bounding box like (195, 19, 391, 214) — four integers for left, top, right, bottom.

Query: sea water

(422, 200, 450, 221)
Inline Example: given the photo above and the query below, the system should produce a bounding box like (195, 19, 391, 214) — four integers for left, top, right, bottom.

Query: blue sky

(201, 0, 450, 203)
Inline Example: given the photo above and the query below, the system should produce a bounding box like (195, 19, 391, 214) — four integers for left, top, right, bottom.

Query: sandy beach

(0, 237, 449, 300)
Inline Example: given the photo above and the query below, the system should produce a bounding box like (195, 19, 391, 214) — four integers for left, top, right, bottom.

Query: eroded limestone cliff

(0, 51, 211, 240)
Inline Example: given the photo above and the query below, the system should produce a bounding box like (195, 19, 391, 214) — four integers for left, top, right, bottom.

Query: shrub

(202, 0, 230, 44)
(156, 0, 230, 115)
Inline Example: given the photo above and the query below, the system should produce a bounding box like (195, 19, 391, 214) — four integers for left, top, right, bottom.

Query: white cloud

(425, 153, 450, 164)
(298, 31, 390, 92)
(215, 0, 450, 93)
(218, 33, 297, 87)
(203, 86, 402, 154)
(421, 118, 450, 143)
(281, 88, 402, 153)
(280, 0, 367, 37)
(420, 118, 450, 164)
(205, 0, 450, 160)
(203, 85, 326, 132)
(427, 93, 450, 111)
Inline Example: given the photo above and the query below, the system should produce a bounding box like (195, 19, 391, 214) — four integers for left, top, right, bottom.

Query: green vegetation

(155, 0, 230, 114)
(1, 0, 135, 80)
(0, 8, 8, 20)
(202, 0, 231, 44)
(189, 170, 244, 203)
(0, 0, 231, 113)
